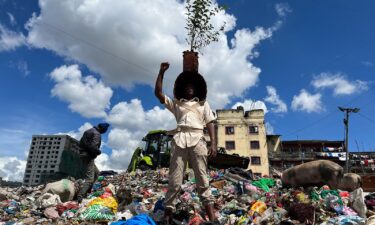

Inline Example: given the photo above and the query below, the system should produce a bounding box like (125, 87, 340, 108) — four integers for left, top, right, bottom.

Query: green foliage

(185, 0, 226, 52)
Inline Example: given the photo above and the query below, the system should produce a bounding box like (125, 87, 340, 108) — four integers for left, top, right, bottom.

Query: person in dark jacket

(76, 123, 110, 202)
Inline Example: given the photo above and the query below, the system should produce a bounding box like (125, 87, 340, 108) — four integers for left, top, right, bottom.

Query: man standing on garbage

(76, 123, 110, 203)
(155, 62, 218, 223)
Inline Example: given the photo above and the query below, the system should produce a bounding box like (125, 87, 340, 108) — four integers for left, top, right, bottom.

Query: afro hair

(173, 71, 207, 101)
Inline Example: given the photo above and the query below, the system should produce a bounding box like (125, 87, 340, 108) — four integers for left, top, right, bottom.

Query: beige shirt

(164, 95, 216, 148)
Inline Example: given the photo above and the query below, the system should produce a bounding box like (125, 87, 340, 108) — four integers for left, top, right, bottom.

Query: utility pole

(338, 107, 360, 173)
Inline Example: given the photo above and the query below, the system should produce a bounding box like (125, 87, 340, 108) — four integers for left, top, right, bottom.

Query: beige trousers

(164, 139, 213, 211)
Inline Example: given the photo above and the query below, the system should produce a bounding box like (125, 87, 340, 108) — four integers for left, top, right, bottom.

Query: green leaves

(185, 0, 226, 52)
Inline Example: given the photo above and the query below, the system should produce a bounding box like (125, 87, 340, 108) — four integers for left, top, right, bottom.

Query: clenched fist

(160, 62, 169, 73)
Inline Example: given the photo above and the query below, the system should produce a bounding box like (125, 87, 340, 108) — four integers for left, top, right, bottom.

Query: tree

(185, 0, 226, 53)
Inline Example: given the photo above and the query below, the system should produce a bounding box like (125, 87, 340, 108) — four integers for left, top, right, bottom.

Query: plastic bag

(87, 196, 118, 213)
(36, 193, 62, 209)
(122, 214, 157, 225)
(80, 204, 114, 222)
(251, 178, 275, 192)
(56, 201, 79, 215)
(44, 207, 60, 220)
(350, 188, 367, 218)
(250, 201, 267, 216)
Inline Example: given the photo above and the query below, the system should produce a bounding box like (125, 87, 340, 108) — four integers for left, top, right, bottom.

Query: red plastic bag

(56, 201, 79, 215)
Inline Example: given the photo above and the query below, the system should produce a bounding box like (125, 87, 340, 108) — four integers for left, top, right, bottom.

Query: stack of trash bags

(1, 167, 375, 225)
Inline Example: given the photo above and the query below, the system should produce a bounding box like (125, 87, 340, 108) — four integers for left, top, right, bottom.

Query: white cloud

(63, 122, 93, 140)
(25, 0, 286, 109)
(264, 86, 287, 113)
(265, 122, 274, 135)
(232, 99, 268, 113)
(50, 64, 113, 118)
(361, 61, 374, 67)
(7, 12, 16, 26)
(0, 157, 26, 181)
(312, 73, 369, 96)
(275, 3, 292, 17)
(102, 99, 175, 170)
(0, 23, 25, 51)
(10, 60, 30, 76)
(291, 89, 324, 113)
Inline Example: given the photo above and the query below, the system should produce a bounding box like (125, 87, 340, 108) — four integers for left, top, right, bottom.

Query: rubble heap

(1, 168, 375, 225)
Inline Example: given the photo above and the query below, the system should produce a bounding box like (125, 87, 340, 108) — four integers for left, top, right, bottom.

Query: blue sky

(0, 0, 374, 180)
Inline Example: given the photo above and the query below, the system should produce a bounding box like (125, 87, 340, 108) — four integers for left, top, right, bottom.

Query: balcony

(269, 151, 316, 160)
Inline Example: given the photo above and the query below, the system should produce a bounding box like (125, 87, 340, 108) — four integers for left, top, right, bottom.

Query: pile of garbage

(1, 167, 375, 225)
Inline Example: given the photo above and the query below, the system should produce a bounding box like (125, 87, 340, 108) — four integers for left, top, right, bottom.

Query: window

(250, 141, 260, 149)
(31, 147, 34, 150)
(36, 175, 40, 178)
(249, 126, 259, 134)
(44, 165, 48, 168)
(24, 179, 29, 183)
(25, 170, 31, 173)
(225, 126, 235, 135)
(32, 142, 35, 145)
(225, 141, 235, 150)
(37, 170, 41, 173)
(38, 165, 42, 168)
(51, 165, 55, 168)
(27, 165, 32, 168)
(251, 157, 261, 165)
(50, 170, 54, 173)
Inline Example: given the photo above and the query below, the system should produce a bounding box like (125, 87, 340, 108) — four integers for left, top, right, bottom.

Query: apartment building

(205, 106, 269, 176)
(23, 135, 81, 186)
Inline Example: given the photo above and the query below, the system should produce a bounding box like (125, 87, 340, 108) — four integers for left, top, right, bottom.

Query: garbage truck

(127, 130, 250, 172)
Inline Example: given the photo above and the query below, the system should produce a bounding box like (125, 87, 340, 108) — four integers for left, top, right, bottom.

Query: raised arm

(154, 62, 169, 103)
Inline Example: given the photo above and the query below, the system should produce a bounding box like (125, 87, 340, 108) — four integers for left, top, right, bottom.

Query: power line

(358, 112, 375, 125)
(39, 21, 155, 75)
(282, 83, 375, 137)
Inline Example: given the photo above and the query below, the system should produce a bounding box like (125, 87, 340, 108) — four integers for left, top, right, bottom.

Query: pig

(42, 179, 76, 202)
(281, 160, 344, 189)
(338, 173, 362, 192)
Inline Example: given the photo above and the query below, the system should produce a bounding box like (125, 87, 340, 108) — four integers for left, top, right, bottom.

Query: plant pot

(183, 50, 199, 72)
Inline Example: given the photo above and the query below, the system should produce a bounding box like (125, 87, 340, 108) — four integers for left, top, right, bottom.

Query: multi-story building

(23, 135, 82, 186)
(205, 106, 269, 176)
(267, 138, 345, 171)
